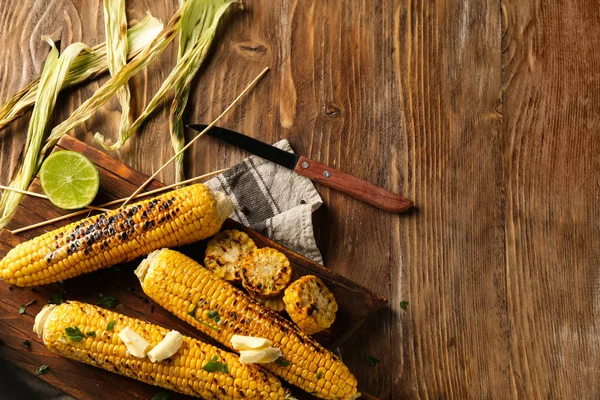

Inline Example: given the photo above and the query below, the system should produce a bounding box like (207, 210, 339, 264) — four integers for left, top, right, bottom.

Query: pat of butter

(231, 334, 272, 351)
(118, 327, 151, 358)
(148, 330, 184, 363)
(239, 347, 283, 364)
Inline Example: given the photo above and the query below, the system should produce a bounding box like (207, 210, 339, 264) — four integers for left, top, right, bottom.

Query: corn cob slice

(249, 292, 286, 313)
(204, 229, 257, 282)
(241, 248, 292, 297)
(34, 301, 285, 399)
(0, 183, 232, 287)
(283, 275, 338, 334)
(136, 249, 359, 399)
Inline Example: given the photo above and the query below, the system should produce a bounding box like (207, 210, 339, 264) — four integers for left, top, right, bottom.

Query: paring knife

(187, 124, 413, 213)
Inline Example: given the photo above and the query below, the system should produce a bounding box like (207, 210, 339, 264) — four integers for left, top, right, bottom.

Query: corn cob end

(214, 190, 233, 221)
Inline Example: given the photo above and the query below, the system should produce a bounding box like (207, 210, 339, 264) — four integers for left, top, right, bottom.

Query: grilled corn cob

(241, 248, 292, 297)
(283, 275, 338, 334)
(136, 249, 359, 399)
(204, 229, 256, 281)
(1, 184, 232, 287)
(34, 301, 285, 399)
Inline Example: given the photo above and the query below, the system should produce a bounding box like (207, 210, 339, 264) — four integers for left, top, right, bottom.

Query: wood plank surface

(1, 0, 599, 398)
(0, 135, 386, 399)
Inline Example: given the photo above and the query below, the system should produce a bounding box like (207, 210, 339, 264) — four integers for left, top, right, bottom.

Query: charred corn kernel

(250, 292, 286, 312)
(34, 301, 285, 399)
(204, 229, 256, 281)
(1, 184, 232, 287)
(136, 249, 358, 400)
(283, 275, 338, 335)
(241, 248, 292, 298)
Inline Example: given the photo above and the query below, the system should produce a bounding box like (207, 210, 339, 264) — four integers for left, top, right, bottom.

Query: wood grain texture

(501, 1, 600, 398)
(0, 135, 385, 399)
(1, 0, 599, 398)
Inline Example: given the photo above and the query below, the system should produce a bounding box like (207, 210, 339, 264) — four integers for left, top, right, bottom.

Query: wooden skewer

(85, 206, 112, 212)
(0, 185, 111, 212)
(0, 185, 48, 199)
(10, 168, 228, 235)
(120, 66, 270, 207)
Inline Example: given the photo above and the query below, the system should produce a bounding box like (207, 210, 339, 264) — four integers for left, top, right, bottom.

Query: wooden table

(1, 1, 598, 398)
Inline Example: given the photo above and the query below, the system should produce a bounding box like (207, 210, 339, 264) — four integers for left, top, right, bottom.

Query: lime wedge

(40, 150, 100, 210)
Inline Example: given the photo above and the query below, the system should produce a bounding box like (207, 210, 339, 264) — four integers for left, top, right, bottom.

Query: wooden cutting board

(0, 135, 386, 399)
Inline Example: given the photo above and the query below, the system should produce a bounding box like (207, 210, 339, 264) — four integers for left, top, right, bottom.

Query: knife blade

(187, 124, 413, 213)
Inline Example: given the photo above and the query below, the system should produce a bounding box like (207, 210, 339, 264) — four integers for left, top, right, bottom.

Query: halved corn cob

(249, 292, 286, 313)
(136, 249, 359, 400)
(241, 248, 292, 297)
(34, 301, 285, 399)
(204, 229, 257, 282)
(283, 275, 338, 335)
(1, 183, 232, 287)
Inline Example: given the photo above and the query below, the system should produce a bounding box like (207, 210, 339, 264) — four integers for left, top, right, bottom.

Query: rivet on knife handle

(294, 156, 413, 213)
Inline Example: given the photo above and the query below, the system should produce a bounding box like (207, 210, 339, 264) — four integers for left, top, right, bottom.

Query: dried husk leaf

(95, 0, 132, 150)
(40, 4, 190, 162)
(170, 0, 231, 182)
(108, 0, 241, 159)
(0, 14, 162, 132)
(0, 39, 90, 228)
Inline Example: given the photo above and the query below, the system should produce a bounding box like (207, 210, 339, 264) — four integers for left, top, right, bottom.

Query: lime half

(40, 150, 100, 210)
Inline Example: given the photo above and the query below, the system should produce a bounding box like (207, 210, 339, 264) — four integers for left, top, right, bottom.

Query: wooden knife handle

(294, 155, 413, 213)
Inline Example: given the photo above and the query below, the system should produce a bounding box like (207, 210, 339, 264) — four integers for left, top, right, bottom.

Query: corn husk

(40, 4, 190, 162)
(0, 39, 90, 228)
(170, 0, 224, 182)
(101, 0, 241, 166)
(0, 14, 162, 132)
(94, 0, 132, 150)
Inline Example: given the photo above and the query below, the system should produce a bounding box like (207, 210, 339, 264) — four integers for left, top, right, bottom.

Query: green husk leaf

(110, 0, 241, 160)
(0, 39, 90, 229)
(0, 14, 163, 132)
(40, 4, 190, 163)
(95, 0, 132, 150)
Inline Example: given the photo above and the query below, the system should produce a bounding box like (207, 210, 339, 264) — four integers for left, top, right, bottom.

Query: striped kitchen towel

(205, 139, 324, 264)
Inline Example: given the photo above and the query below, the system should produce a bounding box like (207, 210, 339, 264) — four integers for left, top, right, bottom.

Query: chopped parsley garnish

(275, 357, 290, 367)
(197, 320, 220, 331)
(35, 365, 49, 375)
(19, 299, 36, 314)
(151, 391, 171, 400)
(86, 331, 96, 337)
(48, 293, 64, 305)
(106, 320, 116, 331)
(207, 310, 222, 325)
(187, 304, 198, 318)
(23, 340, 31, 350)
(65, 326, 85, 342)
(202, 356, 228, 373)
(188, 304, 219, 331)
(366, 355, 379, 366)
(316, 371, 323, 379)
(97, 293, 119, 308)
(400, 301, 409, 310)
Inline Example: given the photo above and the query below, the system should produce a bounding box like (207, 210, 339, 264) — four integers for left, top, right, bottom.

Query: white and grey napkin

(205, 139, 324, 264)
